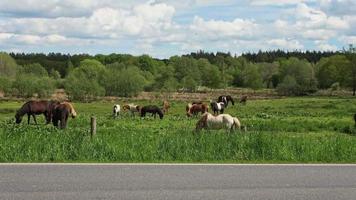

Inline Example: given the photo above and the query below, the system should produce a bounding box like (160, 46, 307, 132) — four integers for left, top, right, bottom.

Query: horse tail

(232, 117, 241, 131)
(196, 113, 208, 132)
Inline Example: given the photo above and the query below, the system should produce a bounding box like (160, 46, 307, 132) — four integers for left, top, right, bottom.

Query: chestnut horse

(15, 100, 60, 124)
(162, 100, 170, 114)
(52, 102, 77, 129)
(186, 103, 208, 117)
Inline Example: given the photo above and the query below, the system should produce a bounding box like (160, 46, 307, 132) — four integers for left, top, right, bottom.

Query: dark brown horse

(15, 100, 59, 124)
(240, 95, 248, 104)
(186, 103, 208, 117)
(52, 102, 77, 129)
(140, 105, 164, 119)
(217, 95, 234, 107)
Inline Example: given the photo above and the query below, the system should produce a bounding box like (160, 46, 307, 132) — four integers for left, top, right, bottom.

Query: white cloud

(315, 41, 338, 51)
(249, 0, 309, 6)
(267, 39, 304, 50)
(190, 16, 258, 40)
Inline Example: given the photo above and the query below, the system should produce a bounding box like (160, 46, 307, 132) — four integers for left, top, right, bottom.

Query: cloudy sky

(0, 0, 355, 58)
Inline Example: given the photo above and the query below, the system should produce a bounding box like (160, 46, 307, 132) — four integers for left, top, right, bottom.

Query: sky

(0, 0, 355, 58)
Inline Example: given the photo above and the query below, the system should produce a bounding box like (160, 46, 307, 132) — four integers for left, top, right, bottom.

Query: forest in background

(1, 48, 356, 101)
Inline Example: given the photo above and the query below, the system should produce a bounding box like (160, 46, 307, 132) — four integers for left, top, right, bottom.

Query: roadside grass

(0, 97, 355, 163)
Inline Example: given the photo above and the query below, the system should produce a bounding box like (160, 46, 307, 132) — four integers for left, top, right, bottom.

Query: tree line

(1, 48, 355, 101)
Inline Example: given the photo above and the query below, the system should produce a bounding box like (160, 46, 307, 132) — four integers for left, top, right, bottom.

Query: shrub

(277, 75, 299, 96)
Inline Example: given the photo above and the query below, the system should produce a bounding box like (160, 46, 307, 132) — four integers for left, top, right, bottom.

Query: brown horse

(240, 95, 248, 104)
(162, 100, 170, 114)
(52, 102, 77, 129)
(123, 104, 141, 116)
(15, 100, 60, 124)
(186, 103, 208, 117)
(185, 101, 203, 112)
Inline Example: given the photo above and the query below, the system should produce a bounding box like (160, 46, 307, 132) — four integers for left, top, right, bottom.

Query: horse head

(15, 111, 22, 124)
(227, 96, 235, 105)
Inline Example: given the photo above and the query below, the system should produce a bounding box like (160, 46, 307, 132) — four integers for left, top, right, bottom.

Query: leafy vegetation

(1, 48, 356, 100)
(0, 97, 355, 163)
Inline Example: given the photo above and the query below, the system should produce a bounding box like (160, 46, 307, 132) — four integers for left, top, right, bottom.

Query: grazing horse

(52, 102, 77, 129)
(15, 100, 59, 124)
(217, 95, 234, 107)
(185, 101, 203, 112)
(210, 101, 225, 115)
(240, 95, 248, 104)
(140, 105, 164, 119)
(113, 104, 121, 118)
(186, 103, 208, 117)
(123, 104, 141, 116)
(162, 100, 170, 114)
(196, 112, 241, 132)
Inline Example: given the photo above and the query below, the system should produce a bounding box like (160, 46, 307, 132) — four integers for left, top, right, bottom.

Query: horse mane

(61, 102, 77, 117)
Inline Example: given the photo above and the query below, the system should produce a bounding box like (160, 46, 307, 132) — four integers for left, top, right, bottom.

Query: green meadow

(0, 97, 356, 163)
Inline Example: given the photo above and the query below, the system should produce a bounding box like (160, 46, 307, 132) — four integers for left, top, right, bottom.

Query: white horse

(196, 112, 241, 132)
(113, 104, 121, 118)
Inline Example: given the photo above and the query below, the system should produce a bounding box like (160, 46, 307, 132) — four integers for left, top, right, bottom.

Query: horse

(210, 101, 225, 115)
(162, 100, 170, 114)
(186, 103, 208, 117)
(217, 95, 234, 107)
(123, 104, 141, 116)
(240, 95, 248, 104)
(140, 105, 164, 119)
(15, 100, 60, 124)
(113, 104, 121, 118)
(185, 101, 203, 112)
(196, 112, 241, 132)
(52, 102, 77, 129)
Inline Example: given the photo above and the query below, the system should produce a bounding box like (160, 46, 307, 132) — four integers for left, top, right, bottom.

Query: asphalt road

(0, 164, 356, 200)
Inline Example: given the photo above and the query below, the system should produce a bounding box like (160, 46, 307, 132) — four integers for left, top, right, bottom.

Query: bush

(103, 67, 146, 97)
(65, 69, 105, 101)
(277, 75, 299, 96)
(0, 76, 12, 96)
(11, 75, 55, 98)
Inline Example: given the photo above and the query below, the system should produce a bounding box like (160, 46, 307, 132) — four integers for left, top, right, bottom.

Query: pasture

(0, 97, 356, 163)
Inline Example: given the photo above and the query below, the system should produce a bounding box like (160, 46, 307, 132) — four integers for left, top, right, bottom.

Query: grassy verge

(0, 97, 355, 163)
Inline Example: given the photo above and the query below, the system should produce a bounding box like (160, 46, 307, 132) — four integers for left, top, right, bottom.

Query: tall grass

(0, 97, 355, 163)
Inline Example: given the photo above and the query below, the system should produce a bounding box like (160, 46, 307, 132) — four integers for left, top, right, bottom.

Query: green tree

(278, 57, 317, 95)
(277, 75, 299, 96)
(22, 63, 48, 77)
(0, 52, 19, 78)
(243, 63, 263, 90)
(102, 67, 146, 97)
(49, 69, 61, 80)
(65, 68, 105, 101)
(0, 76, 12, 95)
(182, 75, 197, 92)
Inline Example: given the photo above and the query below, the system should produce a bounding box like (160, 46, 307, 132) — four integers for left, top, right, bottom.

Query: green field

(0, 97, 356, 163)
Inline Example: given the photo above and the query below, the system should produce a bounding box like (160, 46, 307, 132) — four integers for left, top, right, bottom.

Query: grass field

(0, 97, 356, 163)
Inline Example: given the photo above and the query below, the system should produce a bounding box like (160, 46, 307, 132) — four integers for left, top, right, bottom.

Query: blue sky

(0, 0, 355, 58)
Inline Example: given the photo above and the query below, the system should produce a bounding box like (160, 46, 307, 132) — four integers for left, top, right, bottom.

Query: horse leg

(32, 114, 37, 125)
(60, 115, 68, 129)
(27, 114, 31, 124)
(220, 109, 224, 114)
(52, 118, 58, 127)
